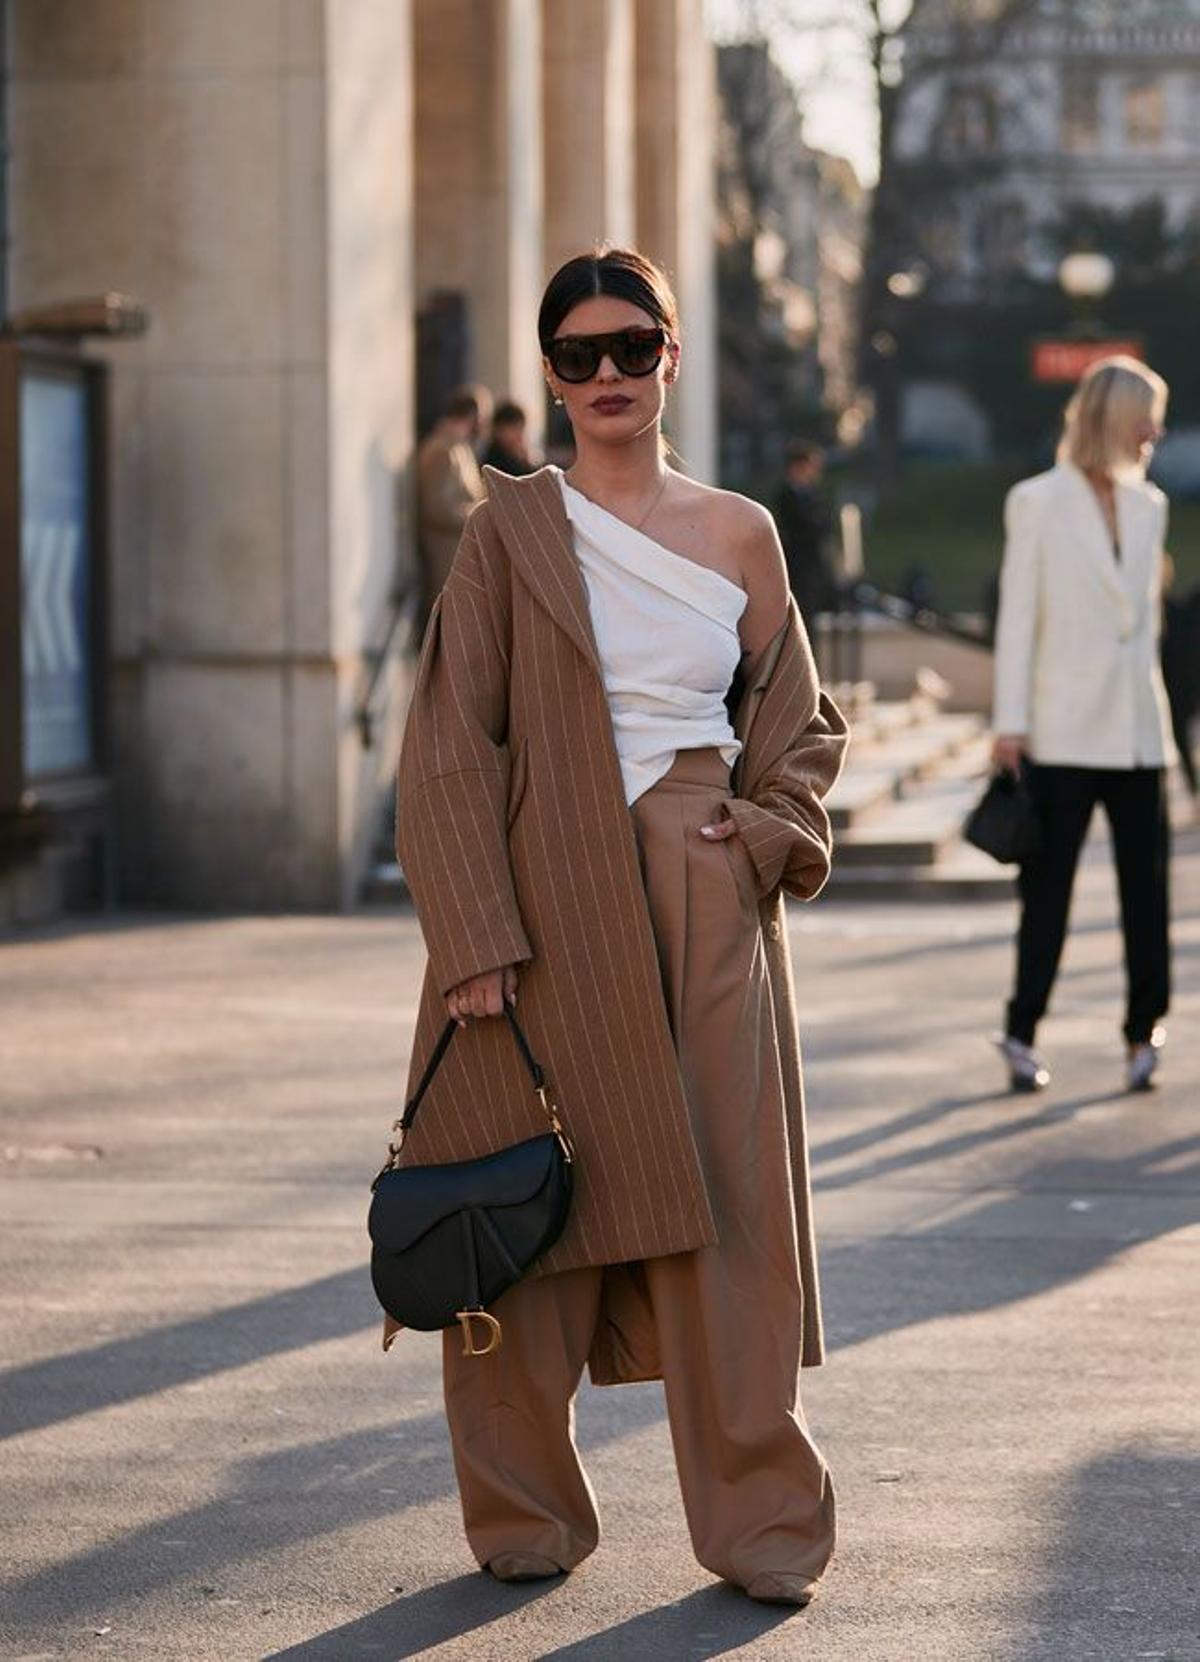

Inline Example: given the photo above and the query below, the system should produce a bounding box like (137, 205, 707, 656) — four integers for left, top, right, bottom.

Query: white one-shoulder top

(556, 468, 748, 805)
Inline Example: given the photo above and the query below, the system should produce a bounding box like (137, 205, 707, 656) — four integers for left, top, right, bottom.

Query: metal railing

(847, 581, 994, 649)
(822, 579, 993, 689)
(354, 578, 418, 749)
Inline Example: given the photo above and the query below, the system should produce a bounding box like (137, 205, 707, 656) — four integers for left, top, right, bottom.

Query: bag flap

(368, 1133, 562, 1254)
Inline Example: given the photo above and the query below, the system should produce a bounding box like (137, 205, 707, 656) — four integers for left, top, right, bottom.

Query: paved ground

(1, 824, 1198, 1662)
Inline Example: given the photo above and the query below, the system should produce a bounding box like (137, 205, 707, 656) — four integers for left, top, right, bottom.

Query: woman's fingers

(445, 966, 515, 1024)
(699, 820, 737, 839)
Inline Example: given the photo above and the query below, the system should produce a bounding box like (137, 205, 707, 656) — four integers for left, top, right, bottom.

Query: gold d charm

(456, 1308, 503, 1357)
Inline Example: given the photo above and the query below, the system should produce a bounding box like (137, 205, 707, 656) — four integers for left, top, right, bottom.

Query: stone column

(634, 0, 717, 481)
(413, 0, 544, 425)
(542, 0, 636, 277)
(6, 0, 415, 908)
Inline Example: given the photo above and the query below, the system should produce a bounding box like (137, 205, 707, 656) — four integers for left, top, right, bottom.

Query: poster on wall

(20, 368, 93, 779)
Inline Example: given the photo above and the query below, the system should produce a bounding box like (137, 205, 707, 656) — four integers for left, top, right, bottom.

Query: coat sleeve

(723, 627, 850, 903)
(992, 482, 1042, 736)
(395, 512, 532, 997)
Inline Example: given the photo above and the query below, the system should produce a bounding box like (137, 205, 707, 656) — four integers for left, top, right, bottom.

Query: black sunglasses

(545, 326, 668, 384)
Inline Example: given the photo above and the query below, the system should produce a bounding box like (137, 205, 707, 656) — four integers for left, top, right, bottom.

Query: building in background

(884, 0, 1200, 456)
(896, 0, 1200, 294)
(1, 0, 716, 921)
(715, 40, 864, 486)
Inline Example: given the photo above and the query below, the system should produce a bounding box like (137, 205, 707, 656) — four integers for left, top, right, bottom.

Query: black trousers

(1006, 763, 1171, 1047)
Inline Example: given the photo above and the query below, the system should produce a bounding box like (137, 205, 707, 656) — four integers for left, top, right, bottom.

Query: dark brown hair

(442, 384, 488, 422)
(538, 246, 680, 351)
(539, 247, 683, 466)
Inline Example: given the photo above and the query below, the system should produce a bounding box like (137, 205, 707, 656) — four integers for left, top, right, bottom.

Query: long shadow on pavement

(1012, 1448, 1200, 1661)
(534, 1584, 796, 1659)
(0, 1265, 376, 1441)
(811, 1086, 1132, 1193)
(264, 1572, 558, 1661)
(263, 1581, 796, 1662)
(2, 1384, 669, 1642)
(820, 1131, 1200, 1353)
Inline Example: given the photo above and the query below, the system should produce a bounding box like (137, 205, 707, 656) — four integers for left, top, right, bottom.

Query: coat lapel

(482, 464, 605, 683)
(1058, 462, 1133, 619)
(1114, 481, 1152, 616)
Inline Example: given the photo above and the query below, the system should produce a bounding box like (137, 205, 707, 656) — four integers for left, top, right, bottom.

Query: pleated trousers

(441, 745, 836, 1588)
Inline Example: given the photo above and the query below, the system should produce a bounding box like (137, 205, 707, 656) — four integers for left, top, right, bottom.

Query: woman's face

(543, 296, 680, 451)
(1131, 407, 1165, 462)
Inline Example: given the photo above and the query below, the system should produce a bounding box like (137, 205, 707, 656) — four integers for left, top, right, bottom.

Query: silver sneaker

(1127, 1027, 1165, 1093)
(994, 1035, 1050, 1093)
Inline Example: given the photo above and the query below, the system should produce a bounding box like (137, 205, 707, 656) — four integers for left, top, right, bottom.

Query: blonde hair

(1058, 355, 1168, 478)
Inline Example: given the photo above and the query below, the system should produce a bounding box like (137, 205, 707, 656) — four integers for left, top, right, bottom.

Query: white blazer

(991, 461, 1176, 769)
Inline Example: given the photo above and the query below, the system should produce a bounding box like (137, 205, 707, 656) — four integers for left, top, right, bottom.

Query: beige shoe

(486, 1553, 564, 1582)
(744, 1572, 818, 1606)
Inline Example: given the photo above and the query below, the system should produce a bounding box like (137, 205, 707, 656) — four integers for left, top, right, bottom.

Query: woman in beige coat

(394, 247, 848, 1604)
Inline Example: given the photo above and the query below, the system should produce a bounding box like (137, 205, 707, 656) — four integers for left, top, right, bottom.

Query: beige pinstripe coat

(395, 465, 849, 1367)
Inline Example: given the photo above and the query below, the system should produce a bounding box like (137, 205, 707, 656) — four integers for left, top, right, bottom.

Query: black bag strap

(373, 1005, 565, 1187)
(400, 1005, 544, 1136)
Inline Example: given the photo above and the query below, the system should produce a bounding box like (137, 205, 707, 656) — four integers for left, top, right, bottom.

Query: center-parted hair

(538, 247, 680, 351)
(538, 247, 682, 465)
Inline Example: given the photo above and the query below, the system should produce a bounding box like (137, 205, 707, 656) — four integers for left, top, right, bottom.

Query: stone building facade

(3, 0, 717, 916)
(893, 0, 1200, 292)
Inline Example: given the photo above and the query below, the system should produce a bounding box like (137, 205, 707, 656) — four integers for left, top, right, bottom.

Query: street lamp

(1057, 250, 1115, 340)
(886, 265, 928, 301)
(1058, 251, 1115, 303)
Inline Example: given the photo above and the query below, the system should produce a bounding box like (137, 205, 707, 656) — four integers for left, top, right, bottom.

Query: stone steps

(826, 726, 1014, 898)
(828, 711, 985, 831)
(829, 765, 1014, 899)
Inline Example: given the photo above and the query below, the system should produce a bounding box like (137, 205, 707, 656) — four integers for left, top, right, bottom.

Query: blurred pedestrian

(394, 247, 847, 1602)
(1160, 554, 1199, 802)
(481, 398, 538, 476)
(415, 384, 491, 637)
(901, 563, 937, 613)
(772, 440, 835, 633)
(991, 356, 1175, 1094)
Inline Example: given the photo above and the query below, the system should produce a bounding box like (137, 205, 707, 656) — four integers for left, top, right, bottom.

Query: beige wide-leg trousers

(442, 746, 836, 1588)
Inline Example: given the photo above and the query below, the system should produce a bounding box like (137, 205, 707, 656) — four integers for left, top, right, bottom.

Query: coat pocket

(721, 830, 761, 918)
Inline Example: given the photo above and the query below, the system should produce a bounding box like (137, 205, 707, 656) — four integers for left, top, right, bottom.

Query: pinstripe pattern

(394, 466, 849, 1339)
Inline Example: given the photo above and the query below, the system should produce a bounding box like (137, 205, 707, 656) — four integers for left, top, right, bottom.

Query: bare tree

(714, 0, 1049, 473)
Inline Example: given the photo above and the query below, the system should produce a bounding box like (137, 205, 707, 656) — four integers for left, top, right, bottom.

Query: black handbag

(964, 766, 1042, 865)
(368, 1006, 573, 1357)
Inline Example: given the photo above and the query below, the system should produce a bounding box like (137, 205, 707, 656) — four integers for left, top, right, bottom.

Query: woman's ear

(665, 341, 682, 384)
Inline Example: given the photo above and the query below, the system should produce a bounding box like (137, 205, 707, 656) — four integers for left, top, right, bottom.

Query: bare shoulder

(676, 477, 788, 648)
(675, 476, 783, 569)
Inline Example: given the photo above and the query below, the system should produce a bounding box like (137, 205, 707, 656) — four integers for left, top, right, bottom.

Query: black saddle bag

(368, 1006, 573, 1356)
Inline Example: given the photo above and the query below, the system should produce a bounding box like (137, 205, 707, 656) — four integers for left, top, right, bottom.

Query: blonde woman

(991, 356, 1175, 1093)
(394, 248, 848, 1601)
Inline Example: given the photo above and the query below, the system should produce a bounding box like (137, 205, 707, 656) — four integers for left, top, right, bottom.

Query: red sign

(1031, 339, 1144, 383)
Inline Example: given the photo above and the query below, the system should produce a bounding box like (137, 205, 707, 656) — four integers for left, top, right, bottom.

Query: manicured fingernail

(699, 826, 716, 837)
